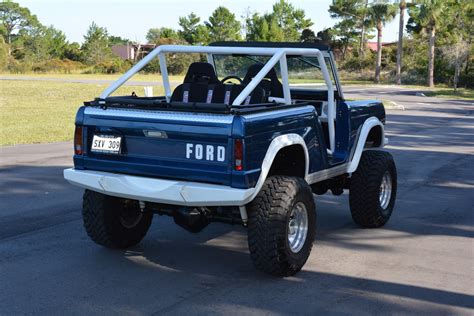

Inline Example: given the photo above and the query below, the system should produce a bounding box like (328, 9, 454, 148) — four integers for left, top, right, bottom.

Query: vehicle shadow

(85, 222, 473, 314)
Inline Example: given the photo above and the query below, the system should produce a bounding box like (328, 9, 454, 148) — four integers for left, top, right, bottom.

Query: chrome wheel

(288, 202, 309, 253)
(379, 171, 392, 211)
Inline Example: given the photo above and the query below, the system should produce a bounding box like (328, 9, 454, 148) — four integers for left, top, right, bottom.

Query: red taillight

(234, 139, 243, 171)
(74, 126, 83, 155)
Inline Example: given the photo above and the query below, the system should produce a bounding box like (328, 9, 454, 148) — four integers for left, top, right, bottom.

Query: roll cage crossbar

(99, 45, 336, 154)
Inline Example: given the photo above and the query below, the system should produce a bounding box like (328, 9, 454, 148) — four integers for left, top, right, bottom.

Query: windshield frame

(211, 53, 339, 92)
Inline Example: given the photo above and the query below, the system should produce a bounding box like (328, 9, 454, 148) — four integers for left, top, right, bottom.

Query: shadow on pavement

(82, 230, 473, 314)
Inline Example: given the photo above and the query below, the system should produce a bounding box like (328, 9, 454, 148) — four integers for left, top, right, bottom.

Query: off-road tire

(82, 190, 153, 248)
(349, 150, 397, 228)
(248, 176, 316, 277)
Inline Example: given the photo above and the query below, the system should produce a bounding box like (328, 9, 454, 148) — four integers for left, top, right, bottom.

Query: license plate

(91, 135, 121, 154)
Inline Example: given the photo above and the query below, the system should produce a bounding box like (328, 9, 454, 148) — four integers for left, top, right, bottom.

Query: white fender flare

(347, 117, 386, 174)
(242, 134, 309, 205)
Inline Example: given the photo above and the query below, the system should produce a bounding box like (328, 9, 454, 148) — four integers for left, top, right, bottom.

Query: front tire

(248, 176, 316, 277)
(349, 150, 397, 228)
(82, 190, 153, 248)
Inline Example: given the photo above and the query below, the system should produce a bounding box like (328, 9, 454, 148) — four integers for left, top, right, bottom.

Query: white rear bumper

(63, 168, 254, 206)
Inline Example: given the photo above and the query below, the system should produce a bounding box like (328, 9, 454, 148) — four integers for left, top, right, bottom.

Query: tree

(146, 27, 179, 44)
(245, 1, 312, 42)
(16, 25, 67, 62)
(268, 17, 286, 42)
(0, 0, 39, 55)
(272, 0, 313, 41)
(43, 26, 67, 59)
(409, 0, 445, 87)
(145, 28, 160, 44)
(440, 0, 473, 90)
(63, 42, 82, 61)
(329, 0, 370, 56)
(317, 28, 335, 43)
(395, 0, 407, 85)
(359, 0, 369, 56)
(368, 1, 397, 83)
(245, 13, 267, 41)
(193, 24, 210, 45)
(300, 29, 317, 42)
(441, 41, 470, 91)
(160, 28, 178, 40)
(109, 35, 129, 45)
(0, 36, 7, 70)
(205, 6, 241, 41)
(333, 19, 360, 60)
(178, 12, 206, 44)
(245, 13, 284, 42)
(81, 22, 111, 65)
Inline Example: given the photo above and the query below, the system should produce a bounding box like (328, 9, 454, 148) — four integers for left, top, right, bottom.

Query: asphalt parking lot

(0, 86, 473, 315)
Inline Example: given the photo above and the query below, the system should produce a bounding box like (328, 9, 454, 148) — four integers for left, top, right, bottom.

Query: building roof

(366, 41, 398, 51)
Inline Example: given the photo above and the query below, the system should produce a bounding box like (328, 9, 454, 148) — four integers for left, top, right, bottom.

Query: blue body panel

(231, 106, 328, 188)
(75, 107, 233, 186)
(73, 100, 385, 189)
(344, 100, 385, 154)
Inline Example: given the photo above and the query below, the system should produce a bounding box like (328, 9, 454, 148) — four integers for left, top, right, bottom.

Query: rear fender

(347, 117, 386, 173)
(245, 134, 309, 204)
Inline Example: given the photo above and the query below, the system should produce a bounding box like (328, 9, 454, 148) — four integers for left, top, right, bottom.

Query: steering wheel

(221, 75, 243, 84)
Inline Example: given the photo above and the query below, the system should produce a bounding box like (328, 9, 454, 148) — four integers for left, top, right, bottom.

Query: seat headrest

(183, 62, 219, 84)
(242, 64, 283, 97)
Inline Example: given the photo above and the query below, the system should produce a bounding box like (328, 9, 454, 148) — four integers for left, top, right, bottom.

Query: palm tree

(416, 0, 445, 87)
(369, 1, 397, 83)
(395, 0, 407, 85)
(359, 0, 369, 57)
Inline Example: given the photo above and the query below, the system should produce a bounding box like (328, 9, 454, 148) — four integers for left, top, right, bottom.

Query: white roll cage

(100, 45, 337, 154)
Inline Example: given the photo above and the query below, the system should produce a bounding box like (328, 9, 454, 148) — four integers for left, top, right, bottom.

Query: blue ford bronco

(64, 42, 397, 276)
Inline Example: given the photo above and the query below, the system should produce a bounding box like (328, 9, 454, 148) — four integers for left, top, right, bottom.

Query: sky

(16, 0, 405, 44)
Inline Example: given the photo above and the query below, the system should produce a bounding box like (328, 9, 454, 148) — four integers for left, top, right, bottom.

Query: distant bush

(8, 58, 30, 73)
(459, 70, 474, 89)
(31, 59, 86, 73)
(0, 41, 8, 71)
(399, 69, 426, 85)
(84, 58, 133, 74)
(340, 50, 376, 72)
(142, 53, 204, 75)
(166, 53, 202, 75)
(339, 69, 373, 82)
(142, 58, 161, 73)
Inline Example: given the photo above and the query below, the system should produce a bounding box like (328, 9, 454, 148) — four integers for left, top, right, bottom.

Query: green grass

(340, 79, 373, 85)
(288, 79, 372, 85)
(0, 73, 185, 82)
(0, 73, 374, 86)
(0, 80, 164, 146)
(422, 88, 474, 100)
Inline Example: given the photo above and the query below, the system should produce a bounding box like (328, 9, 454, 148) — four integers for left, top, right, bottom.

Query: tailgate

(76, 107, 234, 186)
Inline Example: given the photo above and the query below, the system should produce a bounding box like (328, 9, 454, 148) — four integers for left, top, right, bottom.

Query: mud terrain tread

(248, 176, 316, 277)
(349, 150, 397, 228)
(82, 190, 152, 249)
